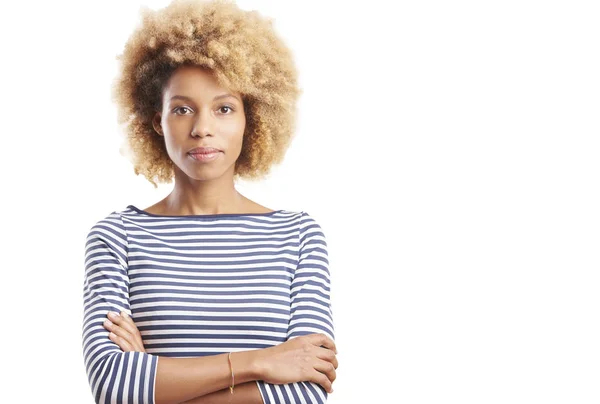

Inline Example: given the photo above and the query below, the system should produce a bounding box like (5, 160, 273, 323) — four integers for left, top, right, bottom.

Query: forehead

(164, 66, 232, 97)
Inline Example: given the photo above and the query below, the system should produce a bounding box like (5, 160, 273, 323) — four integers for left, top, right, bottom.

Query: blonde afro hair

(112, 0, 300, 187)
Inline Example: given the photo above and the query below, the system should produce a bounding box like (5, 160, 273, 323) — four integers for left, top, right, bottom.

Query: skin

(102, 65, 338, 403)
(148, 64, 271, 216)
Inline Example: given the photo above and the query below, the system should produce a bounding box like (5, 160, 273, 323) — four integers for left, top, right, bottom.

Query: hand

(102, 310, 146, 353)
(256, 333, 338, 393)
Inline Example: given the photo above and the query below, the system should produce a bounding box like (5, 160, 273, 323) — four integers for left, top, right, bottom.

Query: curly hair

(111, 0, 300, 187)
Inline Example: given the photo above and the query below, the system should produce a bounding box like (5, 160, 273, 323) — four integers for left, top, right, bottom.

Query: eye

(218, 106, 234, 114)
(173, 106, 193, 115)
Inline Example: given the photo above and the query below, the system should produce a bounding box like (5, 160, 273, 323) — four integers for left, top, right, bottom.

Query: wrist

(231, 349, 263, 383)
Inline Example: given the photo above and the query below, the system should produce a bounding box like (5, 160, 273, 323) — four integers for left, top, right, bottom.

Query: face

(152, 65, 246, 182)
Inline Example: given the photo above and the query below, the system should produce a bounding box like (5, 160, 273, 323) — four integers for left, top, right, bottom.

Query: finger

(313, 358, 336, 383)
(107, 311, 141, 339)
(316, 346, 338, 369)
(308, 333, 337, 354)
(119, 310, 135, 326)
(119, 313, 146, 352)
(310, 369, 333, 394)
(104, 319, 130, 340)
(109, 331, 134, 352)
(104, 317, 145, 352)
(104, 320, 137, 346)
(119, 313, 143, 340)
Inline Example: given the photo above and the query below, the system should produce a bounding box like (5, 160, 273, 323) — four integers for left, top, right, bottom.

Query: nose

(191, 109, 214, 137)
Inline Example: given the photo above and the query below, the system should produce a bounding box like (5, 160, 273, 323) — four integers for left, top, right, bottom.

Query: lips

(188, 147, 222, 155)
(187, 147, 222, 163)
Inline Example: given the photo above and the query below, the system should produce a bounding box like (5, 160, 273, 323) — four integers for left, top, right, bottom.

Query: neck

(165, 167, 245, 215)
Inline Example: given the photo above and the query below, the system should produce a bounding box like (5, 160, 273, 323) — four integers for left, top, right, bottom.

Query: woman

(81, 0, 337, 403)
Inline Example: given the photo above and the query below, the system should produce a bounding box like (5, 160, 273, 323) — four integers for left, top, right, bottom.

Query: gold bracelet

(227, 352, 235, 394)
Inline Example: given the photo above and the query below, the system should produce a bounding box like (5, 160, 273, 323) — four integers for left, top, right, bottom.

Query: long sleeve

(82, 212, 159, 404)
(256, 212, 335, 403)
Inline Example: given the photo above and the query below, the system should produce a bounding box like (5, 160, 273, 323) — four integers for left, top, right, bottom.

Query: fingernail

(120, 311, 128, 318)
(108, 312, 117, 319)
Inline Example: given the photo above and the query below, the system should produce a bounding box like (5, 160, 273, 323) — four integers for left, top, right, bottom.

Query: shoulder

(275, 210, 324, 229)
(86, 209, 128, 242)
(84, 210, 130, 266)
(294, 211, 328, 250)
(297, 211, 325, 232)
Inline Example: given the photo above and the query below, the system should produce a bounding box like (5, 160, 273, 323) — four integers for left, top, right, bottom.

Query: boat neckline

(126, 204, 286, 218)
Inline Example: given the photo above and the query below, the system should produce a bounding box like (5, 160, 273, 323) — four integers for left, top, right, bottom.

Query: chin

(186, 171, 221, 181)
(183, 166, 230, 182)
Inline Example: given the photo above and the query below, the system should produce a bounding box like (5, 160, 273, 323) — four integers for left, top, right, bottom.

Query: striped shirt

(82, 205, 334, 404)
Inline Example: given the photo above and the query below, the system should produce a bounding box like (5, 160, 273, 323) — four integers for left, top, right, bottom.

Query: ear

(152, 112, 163, 136)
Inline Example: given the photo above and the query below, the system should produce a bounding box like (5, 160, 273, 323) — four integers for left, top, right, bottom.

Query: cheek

(224, 119, 246, 146)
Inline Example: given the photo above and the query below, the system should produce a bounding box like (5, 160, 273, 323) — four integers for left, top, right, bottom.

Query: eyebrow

(169, 93, 241, 102)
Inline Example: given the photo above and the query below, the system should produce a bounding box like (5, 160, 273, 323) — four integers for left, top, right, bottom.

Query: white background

(1, 0, 598, 403)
